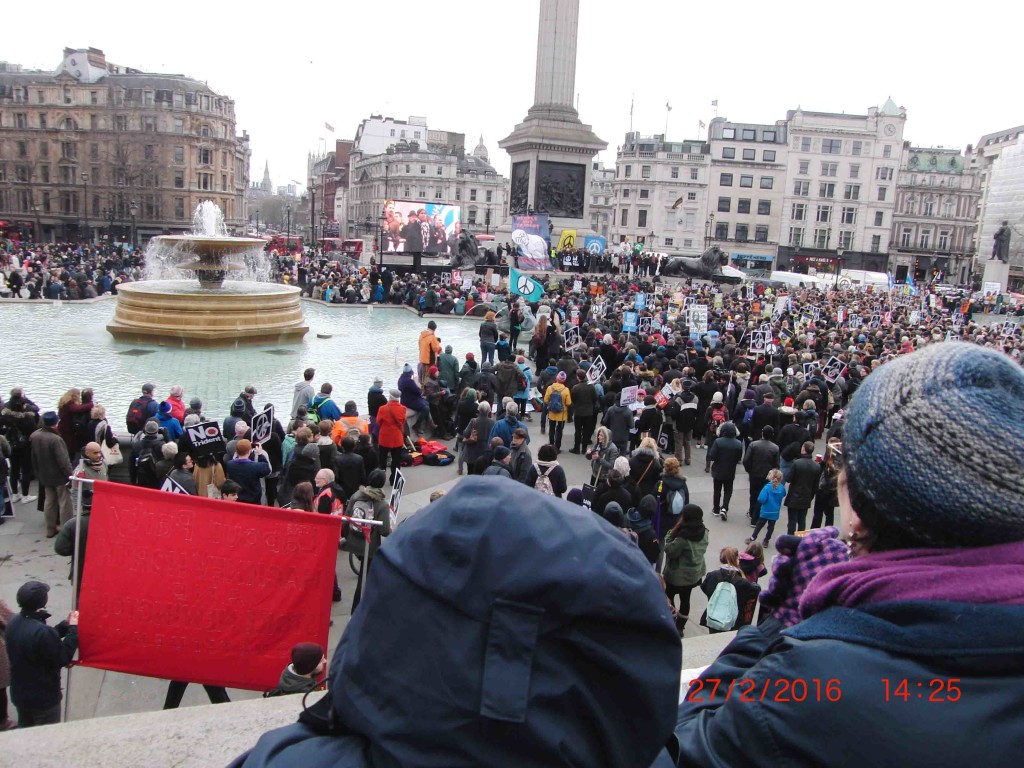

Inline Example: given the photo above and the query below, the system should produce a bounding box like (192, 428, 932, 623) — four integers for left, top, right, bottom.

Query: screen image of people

(381, 200, 461, 255)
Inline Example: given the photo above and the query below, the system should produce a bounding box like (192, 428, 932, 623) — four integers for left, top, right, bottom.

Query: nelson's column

(498, 0, 607, 249)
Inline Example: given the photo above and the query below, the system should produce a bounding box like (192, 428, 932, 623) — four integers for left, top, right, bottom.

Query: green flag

(510, 267, 544, 302)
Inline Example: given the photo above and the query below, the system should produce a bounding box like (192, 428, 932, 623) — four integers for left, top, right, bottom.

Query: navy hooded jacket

(231, 477, 681, 768)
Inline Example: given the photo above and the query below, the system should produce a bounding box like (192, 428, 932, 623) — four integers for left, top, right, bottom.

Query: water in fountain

(142, 201, 271, 284)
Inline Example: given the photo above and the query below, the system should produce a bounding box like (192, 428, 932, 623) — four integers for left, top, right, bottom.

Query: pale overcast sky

(5, 0, 1020, 192)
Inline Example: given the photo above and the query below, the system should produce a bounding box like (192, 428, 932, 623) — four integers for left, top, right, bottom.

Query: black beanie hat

(291, 642, 325, 676)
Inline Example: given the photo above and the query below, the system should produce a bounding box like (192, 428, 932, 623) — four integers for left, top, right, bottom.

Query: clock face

(884, 124, 896, 136)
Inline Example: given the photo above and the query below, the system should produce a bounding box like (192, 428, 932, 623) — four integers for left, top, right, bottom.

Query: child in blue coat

(748, 468, 785, 548)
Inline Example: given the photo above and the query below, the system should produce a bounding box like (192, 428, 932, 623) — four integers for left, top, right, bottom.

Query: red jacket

(376, 401, 408, 449)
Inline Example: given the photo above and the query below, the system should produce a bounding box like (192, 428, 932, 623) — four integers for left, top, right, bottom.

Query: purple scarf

(800, 539, 1024, 620)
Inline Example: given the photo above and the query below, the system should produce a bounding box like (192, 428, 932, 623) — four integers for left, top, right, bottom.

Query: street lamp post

(81, 172, 90, 244)
(835, 247, 845, 290)
(705, 213, 715, 249)
(103, 207, 115, 243)
(254, 209, 260, 236)
(286, 205, 292, 250)
(129, 200, 138, 250)
(320, 212, 328, 247)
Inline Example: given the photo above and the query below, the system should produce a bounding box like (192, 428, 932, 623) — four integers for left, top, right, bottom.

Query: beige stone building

(0, 47, 249, 244)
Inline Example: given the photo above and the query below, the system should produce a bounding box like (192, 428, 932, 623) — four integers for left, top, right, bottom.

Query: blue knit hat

(843, 342, 1024, 548)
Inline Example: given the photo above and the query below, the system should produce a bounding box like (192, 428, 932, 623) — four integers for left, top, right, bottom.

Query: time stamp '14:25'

(882, 679, 961, 702)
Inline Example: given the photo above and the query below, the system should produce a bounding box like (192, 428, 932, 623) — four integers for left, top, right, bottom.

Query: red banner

(77, 481, 341, 691)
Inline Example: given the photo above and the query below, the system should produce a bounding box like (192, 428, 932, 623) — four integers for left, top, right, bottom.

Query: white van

(770, 270, 827, 289)
(837, 270, 889, 290)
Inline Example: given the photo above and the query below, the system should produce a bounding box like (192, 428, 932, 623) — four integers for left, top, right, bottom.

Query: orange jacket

(419, 329, 441, 366)
(331, 414, 370, 445)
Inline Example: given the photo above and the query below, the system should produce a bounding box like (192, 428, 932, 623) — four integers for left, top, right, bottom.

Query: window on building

(923, 199, 935, 216)
(198, 148, 212, 165)
(790, 227, 804, 246)
(38, 141, 49, 159)
(174, 146, 184, 163)
(905, 196, 917, 215)
(819, 182, 836, 198)
(799, 160, 810, 174)
(418, 188, 426, 198)
(39, 166, 49, 183)
(685, 213, 696, 229)
(420, 164, 426, 174)
(822, 139, 842, 154)
(683, 238, 693, 248)
(876, 166, 893, 180)
(174, 197, 185, 219)
(738, 198, 751, 214)
(763, 150, 776, 162)
(143, 116, 156, 132)
(620, 209, 628, 226)
(390, 129, 395, 137)
(486, 190, 493, 203)
(758, 200, 771, 215)
(816, 205, 832, 223)
(638, 189, 649, 200)
(763, 130, 776, 141)
(664, 237, 674, 246)
(638, 209, 648, 227)
(755, 225, 769, 242)
(221, 173, 228, 191)
(900, 227, 912, 247)
(742, 148, 756, 161)
(174, 171, 184, 188)
(623, 188, 630, 198)
(199, 172, 213, 190)
(814, 228, 831, 248)
(173, 118, 183, 134)
(641, 165, 651, 179)
(919, 230, 932, 249)
(720, 173, 733, 186)
(793, 180, 810, 196)
(470, 189, 477, 201)
(687, 192, 696, 200)
(670, 166, 679, 178)
(715, 222, 729, 239)
(454, 188, 460, 200)
(144, 144, 155, 161)
(723, 128, 736, 139)
(839, 230, 854, 249)
(841, 206, 856, 224)
(435, 188, 443, 199)
(871, 234, 882, 252)
(741, 128, 756, 141)
(792, 202, 807, 221)
(624, 165, 632, 177)
(943, 200, 955, 217)
(844, 184, 860, 200)
(850, 164, 860, 179)
(883, 144, 892, 158)
(878, 186, 888, 201)
(722, 147, 736, 159)
(760, 176, 774, 189)
(852, 141, 863, 156)
(821, 162, 838, 177)
(718, 197, 731, 212)
(60, 141, 77, 160)
(200, 125, 211, 138)
(937, 230, 951, 250)
(874, 211, 884, 227)
(735, 223, 749, 241)
(89, 114, 98, 130)
(740, 175, 754, 188)
(690, 168, 699, 180)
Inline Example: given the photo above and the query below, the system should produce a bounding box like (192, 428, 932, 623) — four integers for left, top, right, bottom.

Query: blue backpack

(548, 388, 565, 414)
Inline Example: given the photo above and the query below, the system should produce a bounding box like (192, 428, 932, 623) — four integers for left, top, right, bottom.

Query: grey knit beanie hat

(843, 342, 1024, 548)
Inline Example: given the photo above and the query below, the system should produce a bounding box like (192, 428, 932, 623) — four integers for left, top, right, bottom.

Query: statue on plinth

(992, 221, 1011, 263)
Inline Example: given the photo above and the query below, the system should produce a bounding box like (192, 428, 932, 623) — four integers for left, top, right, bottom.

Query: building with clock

(776, 99, 907, 277)
(890, 147, 981, 286)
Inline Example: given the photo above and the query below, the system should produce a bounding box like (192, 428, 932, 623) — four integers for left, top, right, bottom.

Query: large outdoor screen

(380, 200, 462, 255)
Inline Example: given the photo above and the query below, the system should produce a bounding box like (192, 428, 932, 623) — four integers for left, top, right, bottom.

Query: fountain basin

(107, 280, 308, 347)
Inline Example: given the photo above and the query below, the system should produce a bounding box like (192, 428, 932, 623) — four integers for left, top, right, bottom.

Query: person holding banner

(225, 440, 271, 504)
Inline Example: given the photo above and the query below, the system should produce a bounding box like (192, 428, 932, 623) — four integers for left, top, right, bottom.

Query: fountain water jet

(107, 201, 308, 347)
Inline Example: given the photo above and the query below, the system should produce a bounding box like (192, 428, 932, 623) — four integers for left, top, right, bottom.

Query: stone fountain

(107, 202, 308, 347)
